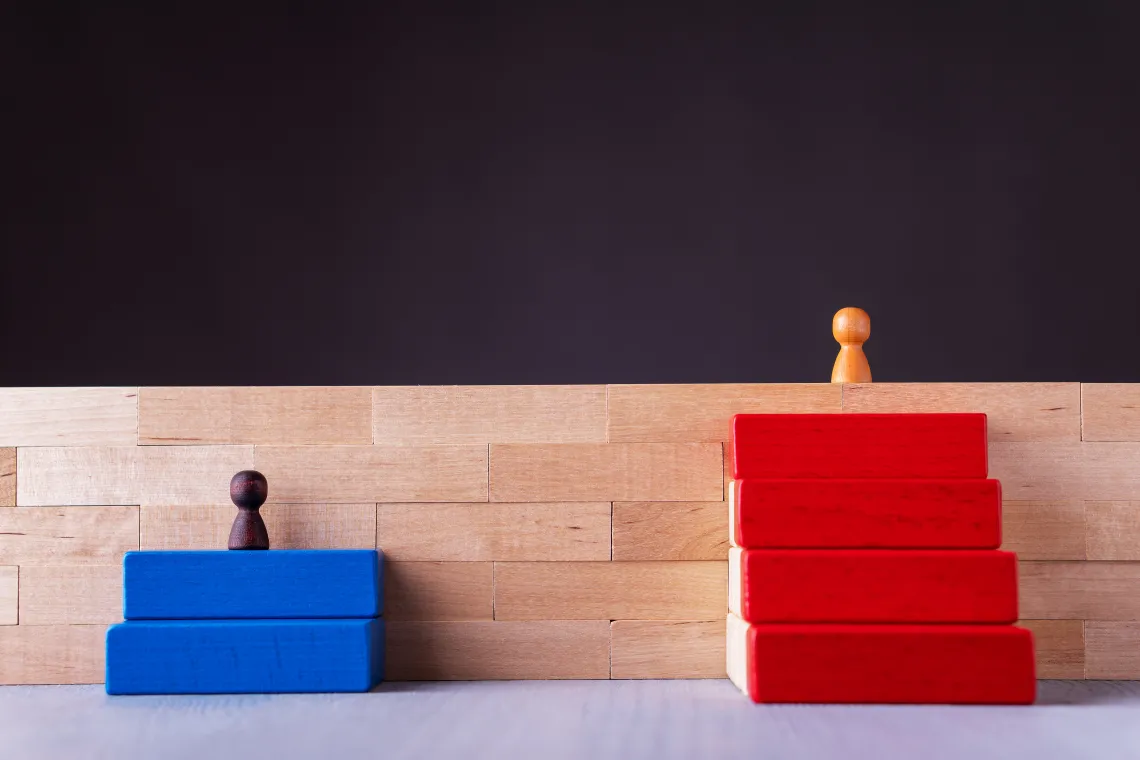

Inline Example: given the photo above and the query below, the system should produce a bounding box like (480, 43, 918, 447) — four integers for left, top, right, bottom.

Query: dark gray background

(3, 3, 1138, 386)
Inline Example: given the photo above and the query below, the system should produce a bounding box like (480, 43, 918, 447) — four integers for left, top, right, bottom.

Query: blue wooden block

(105, 618, 385, 694)
(123, 550, 382, 620)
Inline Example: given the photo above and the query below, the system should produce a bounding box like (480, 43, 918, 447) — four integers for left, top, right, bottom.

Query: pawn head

(230, 470, 268, 510)
(832, 307, 870, 345)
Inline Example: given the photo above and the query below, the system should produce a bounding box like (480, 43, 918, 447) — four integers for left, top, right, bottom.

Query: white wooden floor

(3, 679, 1139, 760)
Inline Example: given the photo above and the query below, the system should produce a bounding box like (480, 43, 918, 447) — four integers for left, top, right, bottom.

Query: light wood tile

(1082, 384, 1140, 442)
(608, 384, 840, 443)
(139, 446, 254, 506)
(141, 503, 376, 550)
(0, 567, 15, 625)
(490, 443, 722, 502)
(1086, 622, 1140, 679)
(373, 386, 606, 445)
(256, 446, 488, 503)
(1016, 619, 1084, 679)
(842, 383, 1081, 442)
(494, 561, 726, 620)
(16, 447, 139, 506)
(990, 443, 1140, 501)
(139, 387, 372, 445)
(19, 565, 121, 625)
(386, 620, 610, 680)
(0, 388, 137, 447)
(610, 620, 725, 679)
(0, 448, 13, 506)
(0, 624, 107, 684)
(612, 502, 729, 561)
(1001, 501, 1086, 560)
(1086, 502, 1140, 560)
(1019, 561, 1140, 620)
(376, 502, 610, 561)
(0, 506, 138, 565)
(385, 562, 493, 621)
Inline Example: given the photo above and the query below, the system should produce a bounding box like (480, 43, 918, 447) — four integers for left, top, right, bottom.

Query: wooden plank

(373, 385, 606, 445)
(1019, 561, 1140, 620)
(607, 384, 840, 443)
(0, 388, 137, 446)
(1086, 622, 1140, 679)
(18, 565, 121, 625)
(0, 624, 108, 684)
(610, 620, 725, 679)
(842, 383, 1081, 442)
(1082, 384, 1140, 442)
(490, 443, 722, 502)
(0, 448, 13, 506)
(611, 502, 728, 561)
(1000, 501, 1086, 560)
(141, 503, 376, 550)
(385, 562, 493, 621)
(376, 502, 610, 561)
(0, 566, 15, 625)
(493, 561, 726, 620)
(1086, 501, 1140, 560)
(255, 446, 488, 503)
(17, 447, 139, 506)
(139, 386, 372, 445)
(993, 443, 1140, 501)
(1016, 619, 1084, 679)
(0, 506, 139, 565)
(386, 620, 610, 680)
(138, 445, 254, 506)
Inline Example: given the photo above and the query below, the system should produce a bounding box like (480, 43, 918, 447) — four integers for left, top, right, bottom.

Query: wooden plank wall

(0, 383, 1136, 683)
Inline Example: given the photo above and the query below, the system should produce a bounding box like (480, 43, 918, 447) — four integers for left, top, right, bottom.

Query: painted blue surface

(105, 618, 385, 695)
(123, 550, 382, 619)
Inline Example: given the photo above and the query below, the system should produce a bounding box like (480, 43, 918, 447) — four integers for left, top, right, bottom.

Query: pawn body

(831, 307, 872, 383)
(228, 470, 269, 550)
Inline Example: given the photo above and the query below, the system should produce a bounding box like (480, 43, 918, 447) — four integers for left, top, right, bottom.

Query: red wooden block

(729, 478, 1002, 549)
(730, 413, 988, 479)
(726, 615, 1037, 704)
(729, 548, 1019, 623)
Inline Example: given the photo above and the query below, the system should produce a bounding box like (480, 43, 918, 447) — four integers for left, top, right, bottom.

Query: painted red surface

(733, 549, 1018, 623)
(743, 624, 1036, 704)
(731, 413, 988, 479)
(732, 478, 1002, 549)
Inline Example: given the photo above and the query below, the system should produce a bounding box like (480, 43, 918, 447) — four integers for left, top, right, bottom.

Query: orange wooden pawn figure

(831, 307, 871, 383)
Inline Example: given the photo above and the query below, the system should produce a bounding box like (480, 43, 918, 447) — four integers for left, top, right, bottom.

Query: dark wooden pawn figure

(228, 470, 269, 550)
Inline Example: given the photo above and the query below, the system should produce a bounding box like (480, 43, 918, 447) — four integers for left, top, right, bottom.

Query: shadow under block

(123, 550, 381, 620)
(731, 413, 988, 479)
(726, 614, 1036, 704)
(105, 618, 384, 694)
(728, 548, 1018, 624)
(730, 479, 1001, 549)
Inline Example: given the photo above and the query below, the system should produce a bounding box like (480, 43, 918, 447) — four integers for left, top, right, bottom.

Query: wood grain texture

(0, 566, 15, 625)
(373, 385, 606, 445)
(0, 624, 107, 684)
(1001, 501, 1086, 560)
(385, 620, 611, 680)
(842, 383, 1081, 441)
(990, 443, 1140, 501)
(139, 387, 372, 445)
(493, 561, 726, 620)
(1086, 622, 1140, 679)
(1086, 502, 1140, 560)
(385, 562, 493, 621)
(607, 384, 840, 443)
(1016, 619, 1084, 679)
(256, 446, 488, 503)
(0, 506, 139, 565)
(1082, 384, 1140, 442)
(139, 446, 255, 505)
(18, 565, 121, 625)
(0, 448, 13, 506)
(1020, 561, 1140, 620)
(609, 620, 725, 679)
(0, 388, 137, 446)
(141, 503, 376, 550)
(16, 447, 138, 506)
(490, 443, 723, 502)
(376, 502, 610, 561)
(611, 502, 728, 561)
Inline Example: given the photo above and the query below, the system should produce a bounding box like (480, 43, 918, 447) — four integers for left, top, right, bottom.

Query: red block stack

(726, 413, 1037, 704)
